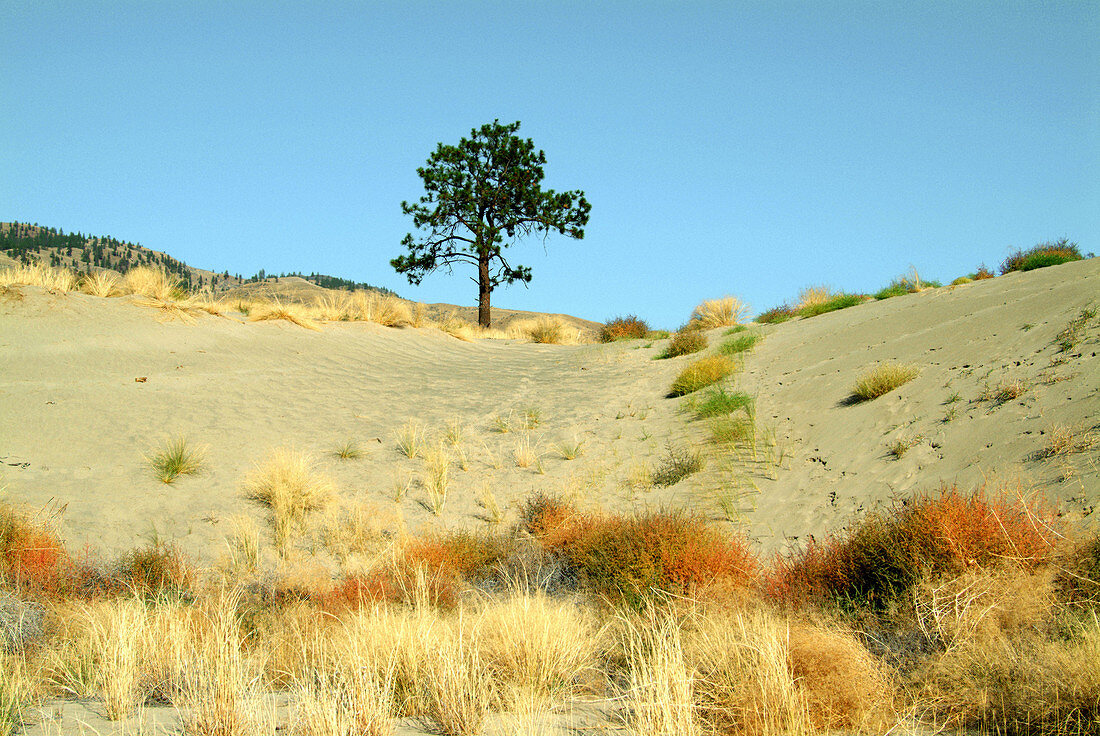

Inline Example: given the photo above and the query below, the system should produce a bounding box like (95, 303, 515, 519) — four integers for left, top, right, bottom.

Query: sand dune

(1, 258, 1097, 567)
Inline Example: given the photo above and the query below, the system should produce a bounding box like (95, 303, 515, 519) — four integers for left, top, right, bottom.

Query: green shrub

(658, 328, 707, 359)
(1001, 238, 1083, 274)
(718, 332, 760, 355)
(797, 294, 865, 318)
(692, 388, 754, 419)
(148, 436, 204, 483)
(601, 314, 649, 342)
(650, 444, 705, 487)
(756, 305, 795, 324)
(669, 355, 736, 396)
(950, 276, 972, 286)
(851, 363, 919, 401)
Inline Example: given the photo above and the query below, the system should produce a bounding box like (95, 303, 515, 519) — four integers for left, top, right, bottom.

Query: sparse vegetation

(755, 304, 796, 324)
(333, 438, 362, 460)
(797, 293, 866, 318)
(395, 420, 427, 458)
(851, 362, 919, 401)
(691, 388, 754, 419)
(148, 436, 205, 483)
(1056, 304, 1097, 352)
(669, 354, 736, 396)
(650, 444, 705, 487)
(717, 331, 760, 355)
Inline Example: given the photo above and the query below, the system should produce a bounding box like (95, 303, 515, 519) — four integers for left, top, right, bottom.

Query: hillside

(1, 257, 1095, 563)
(0, 221, 394, 296)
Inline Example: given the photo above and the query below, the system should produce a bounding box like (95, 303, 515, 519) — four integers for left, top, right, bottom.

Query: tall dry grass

(0, 263, 78, 293)
(509, 316, 582, 345)
(122, 265, 183, 300)
(243, 450, 337, 556)
(79, 270, 121, 297)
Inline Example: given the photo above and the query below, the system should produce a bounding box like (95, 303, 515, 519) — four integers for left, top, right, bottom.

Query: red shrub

(765, 486, 1057, 608)
(600, 315, 650, 342)
(1, 505, 71, 598)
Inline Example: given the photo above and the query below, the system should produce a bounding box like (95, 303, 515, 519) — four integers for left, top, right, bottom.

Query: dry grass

(243, 449, 337, 555)
(394, 420, 426, 459)
(79, 270, 121, 297)
(0, 263, 78, 293)
(795, 285, 835, 311)
(1034, 424, 1098, 459)
(122, 266, 182, 300)
(510, 316, 581, 345)
(851, 362, 919, 401)
(624, 608, 699, 736)
(422, 443, 451, 515)
(690, 295, 748, 329)
(248, 300, 321, 330)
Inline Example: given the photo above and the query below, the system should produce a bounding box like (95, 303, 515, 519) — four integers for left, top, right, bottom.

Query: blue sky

(2, 1, 1097, 328)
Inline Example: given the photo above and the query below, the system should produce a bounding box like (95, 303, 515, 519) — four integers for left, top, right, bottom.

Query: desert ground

(1, 258, 1097, 562)
(0, 256, 1098, 736)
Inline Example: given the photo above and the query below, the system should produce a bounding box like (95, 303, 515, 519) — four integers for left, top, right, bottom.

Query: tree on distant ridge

(393, 119, 590, 328)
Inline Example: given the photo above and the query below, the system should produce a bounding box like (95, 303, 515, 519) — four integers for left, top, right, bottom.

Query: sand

(2, 257, 1099, 736)
(2, 259, 1098, 567)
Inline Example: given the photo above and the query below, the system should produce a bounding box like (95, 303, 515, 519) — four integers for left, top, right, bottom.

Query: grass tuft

(851, 362, 919, 401)
(756, 304, 796, 324)
(669, 354, 736, 396)
(717, 331, 760, 356)
(148, 436, 205, 484)
(243, 449, 336, 555)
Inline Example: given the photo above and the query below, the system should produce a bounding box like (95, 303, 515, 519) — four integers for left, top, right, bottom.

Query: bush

(600, 315, 649, 342)
(669, 355, 735, 396)
(523, 501, 757, 608)
(0, 505, 69, 599)
(690, 296, 747, 329)
(1001, 238, 1083, 274)
(851, 362, 919, 401)
(797, 293, 865, 318)
(649, 444, 705, 487)
(970, 264, 995, 280)
(756, 304, 796, 324)
(658, 328, 707, 359)
(765, 486, 1057, 608)
(111, 542, 194, 600)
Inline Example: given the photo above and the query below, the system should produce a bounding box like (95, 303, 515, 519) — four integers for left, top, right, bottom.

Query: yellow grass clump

(796, 285, 836, 311)
(243, 449, 337, 555)
(510, 316, 581, 345)
(79, 270, 120, 297)
(852, 362, 920, 401)
(248, 300, 321, 330)
(122, 265, 183, 300)
(669, 355, 736, 396)
(0, 263, 78, 293)
(690, 295, 748, 329)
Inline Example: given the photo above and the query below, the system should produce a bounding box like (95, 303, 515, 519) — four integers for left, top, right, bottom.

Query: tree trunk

(478, 253, 492, 327)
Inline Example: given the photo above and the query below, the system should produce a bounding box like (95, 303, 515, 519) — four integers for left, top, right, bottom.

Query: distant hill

(0, 221, 601, 336)
(0, 221, 395, 296)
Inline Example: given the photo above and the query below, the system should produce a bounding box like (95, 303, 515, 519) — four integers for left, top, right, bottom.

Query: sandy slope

(1, 259, 1098, 568)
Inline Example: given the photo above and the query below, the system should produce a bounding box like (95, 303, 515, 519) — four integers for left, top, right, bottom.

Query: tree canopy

(392, 120, 590, 327)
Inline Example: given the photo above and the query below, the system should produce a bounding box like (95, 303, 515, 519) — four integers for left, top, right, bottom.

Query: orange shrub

(522, 497, 757, 607)
(766, 486, 1056, 608)
(600, 314, 649, 342)
(1, 504, 70, 598)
